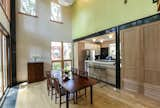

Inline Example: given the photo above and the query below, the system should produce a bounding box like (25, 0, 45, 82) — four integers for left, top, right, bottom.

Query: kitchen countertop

(85, 60, 115, 65)
(85, 60, 116, 69)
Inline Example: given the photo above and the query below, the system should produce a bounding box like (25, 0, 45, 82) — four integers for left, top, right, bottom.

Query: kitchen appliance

(100, 47, 109, 59)
(85, 50, 90, 60)
(85, 49, 100, 60)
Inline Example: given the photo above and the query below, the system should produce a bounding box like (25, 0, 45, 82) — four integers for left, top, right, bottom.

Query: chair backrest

(53, 78, 61, 94)
(71, 67, 78, 75)
(79, 70, 88, 78)
(46, 71, 51, 78)
(46, 71, 52, 87)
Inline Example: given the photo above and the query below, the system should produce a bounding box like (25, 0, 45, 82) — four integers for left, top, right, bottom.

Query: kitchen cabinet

(85, 60, 116, 85)
(28, 62, 44, 83)
(74, 42, 85, 71)
(85, 43, 100, 50)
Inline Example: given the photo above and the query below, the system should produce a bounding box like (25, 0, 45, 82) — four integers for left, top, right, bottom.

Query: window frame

(18, 0, 38, 17)
(51, 42, 72, 72)
(0, 31, 9, 100)
(0, 0, 10, 21)
(50, 1, 63, 24)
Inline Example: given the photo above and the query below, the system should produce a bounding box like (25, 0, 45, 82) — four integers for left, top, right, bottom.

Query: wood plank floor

(15, 81, 160, 108)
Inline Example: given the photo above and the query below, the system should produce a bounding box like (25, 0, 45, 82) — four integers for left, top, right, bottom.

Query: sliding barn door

(121, 27, 144, 93)
(142, 22, 160, 100)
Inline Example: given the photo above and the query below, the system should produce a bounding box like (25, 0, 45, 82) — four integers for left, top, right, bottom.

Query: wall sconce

(153, 0, 158, 3)
(124, 0, 128, 4)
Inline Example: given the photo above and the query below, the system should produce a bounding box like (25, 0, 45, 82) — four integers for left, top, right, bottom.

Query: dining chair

(71, 67, 78, 75)
(53, 78, 67, 108)
(46, 71, 55, 100)
(73, 70, 89, 104)
(79, 70, 89, 96)
(79, 70, 89, 79)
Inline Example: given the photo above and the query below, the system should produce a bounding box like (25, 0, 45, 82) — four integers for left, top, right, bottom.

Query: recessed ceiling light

(100, 39, 104, 43)
(108, 34, 113, 39)
(92, 38, 96, 42)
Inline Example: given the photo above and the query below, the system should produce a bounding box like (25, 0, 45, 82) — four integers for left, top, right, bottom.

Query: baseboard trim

(144, 83, 160, 101)
(123, 79, 143, 93)
(0, 87, 10, 107)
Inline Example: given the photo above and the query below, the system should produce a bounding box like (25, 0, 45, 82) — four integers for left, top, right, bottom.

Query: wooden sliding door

(121, 21, 160, 101)
(121, 26, 144, 93)
(142, 22, 160, 100)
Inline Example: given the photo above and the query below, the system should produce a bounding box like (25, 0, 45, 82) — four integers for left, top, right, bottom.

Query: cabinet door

(142, 22, 160, 100)
(35, 63, 44, 81)
(28, 63, 36, 83)
(121, 26, 143, 93)
(78, 42, 85, 71)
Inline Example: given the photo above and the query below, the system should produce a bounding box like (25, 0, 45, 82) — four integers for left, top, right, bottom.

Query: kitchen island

(85, 60, 116, 85)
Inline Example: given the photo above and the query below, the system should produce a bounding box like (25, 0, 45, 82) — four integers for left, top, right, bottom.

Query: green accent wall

(72, 0, 158, 39)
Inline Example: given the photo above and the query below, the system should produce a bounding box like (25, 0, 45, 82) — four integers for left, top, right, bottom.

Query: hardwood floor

(15, 81, 160, 108)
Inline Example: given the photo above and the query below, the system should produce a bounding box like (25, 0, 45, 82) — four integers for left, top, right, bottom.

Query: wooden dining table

(51, 71, 97, 108)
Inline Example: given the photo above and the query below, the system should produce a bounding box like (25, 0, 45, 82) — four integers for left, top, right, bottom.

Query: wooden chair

(46, 71, 54, 100)
(74, 70, 89, 104)
(79, 70, 89, 79)
(53, 78, 67, 108)
(71, 67, 78, 75)
(79, 70, 88, 96)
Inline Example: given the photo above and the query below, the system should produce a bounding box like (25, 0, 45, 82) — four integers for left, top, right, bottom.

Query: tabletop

(51, 71, 97, 93)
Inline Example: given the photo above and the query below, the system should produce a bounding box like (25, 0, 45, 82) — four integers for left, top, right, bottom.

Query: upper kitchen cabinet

(84, 43, 100, 50)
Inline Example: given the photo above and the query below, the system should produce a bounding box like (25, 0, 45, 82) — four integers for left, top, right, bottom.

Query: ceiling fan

(58, 0, 75, 6)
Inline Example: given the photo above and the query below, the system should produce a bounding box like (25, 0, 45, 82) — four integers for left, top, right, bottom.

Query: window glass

(63, 43, 72, 60)
(0, 34, 2, 98)
(51, 42, 72, 71)
(20, 0, 37, 16)
(3, 36, 7, 91)
(51, 42, 62, 60)
(64, 61, 72, 71)
(52, 62, 61, 71)
(51, 2, 62, 22)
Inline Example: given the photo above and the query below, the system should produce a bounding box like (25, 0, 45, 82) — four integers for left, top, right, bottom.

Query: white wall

(16, 0, 72, 82)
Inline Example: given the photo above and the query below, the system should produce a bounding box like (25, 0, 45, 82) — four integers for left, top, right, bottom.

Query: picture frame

(153, 0, 158, 3)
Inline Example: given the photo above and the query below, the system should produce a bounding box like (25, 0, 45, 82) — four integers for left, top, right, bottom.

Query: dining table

(51, 71, 97, 108)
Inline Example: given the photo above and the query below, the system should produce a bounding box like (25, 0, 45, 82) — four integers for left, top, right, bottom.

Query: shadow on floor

(1, 86, 19, 108)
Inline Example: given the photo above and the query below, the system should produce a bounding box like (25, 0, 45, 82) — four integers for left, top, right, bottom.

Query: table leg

(66, 91, 69, 108)
(90, 86, 93, 104)
(76, 91, 78, 104)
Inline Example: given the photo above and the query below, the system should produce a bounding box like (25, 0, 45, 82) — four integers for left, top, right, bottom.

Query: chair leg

(47, 87, 49, 96)
(76, 91, 78, 104)
(55, 93, 57, 104)
(51, 88, 54, 100)
(85, 88, 87, 96)
(73, 93, 76, 104)
(60, 95, 61, 108)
